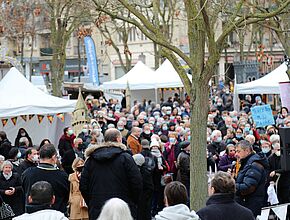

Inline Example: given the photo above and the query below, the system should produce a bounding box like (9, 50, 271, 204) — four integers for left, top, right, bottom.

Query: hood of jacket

(155, 204, 199, 220)
(241, 152, 269, 169)
(85, 142, 127, 161)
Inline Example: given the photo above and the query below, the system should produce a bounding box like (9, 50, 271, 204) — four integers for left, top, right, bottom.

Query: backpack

(144, 156, 156, 172)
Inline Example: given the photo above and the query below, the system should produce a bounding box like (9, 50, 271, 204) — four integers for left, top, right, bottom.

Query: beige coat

(68, 173, 89, 220)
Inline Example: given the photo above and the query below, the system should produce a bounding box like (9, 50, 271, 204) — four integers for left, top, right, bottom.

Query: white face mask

(275, 151, 281, 157)
(32, 155, 39, 162)
(144, 130, 151, 135)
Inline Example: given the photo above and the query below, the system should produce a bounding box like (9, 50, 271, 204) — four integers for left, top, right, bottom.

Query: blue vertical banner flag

(84, 36, 99, 85)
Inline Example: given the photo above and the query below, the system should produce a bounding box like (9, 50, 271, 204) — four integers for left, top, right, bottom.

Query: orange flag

(11, 117, 17, 125)
(37, 115, 44, 124)
(47, 115, 54, 124)
(1, 119, 8, 127)
(56, 113, 65, 122)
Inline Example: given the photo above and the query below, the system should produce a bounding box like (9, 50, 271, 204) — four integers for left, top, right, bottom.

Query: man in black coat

(197, 171, 255, 220)
(18, 148, 39, 176)
(80, 128, 143, 220)
(235, 140, 269, 217)
(21, 144, 69, 214)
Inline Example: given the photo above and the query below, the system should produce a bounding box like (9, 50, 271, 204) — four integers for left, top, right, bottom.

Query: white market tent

(235, 62, 289, 94)
(154, 59, 186, 88)
(102, 60, 188, 103)
(233, 62, 289, 111)
(0, 67, 76, 146)
(103, 61, 156, 90)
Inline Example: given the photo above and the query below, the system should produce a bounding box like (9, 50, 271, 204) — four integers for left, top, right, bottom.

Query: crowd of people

(0, 86, 289, 220)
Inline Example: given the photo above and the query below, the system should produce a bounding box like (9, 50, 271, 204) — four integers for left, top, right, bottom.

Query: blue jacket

(235, 152, 269, 216)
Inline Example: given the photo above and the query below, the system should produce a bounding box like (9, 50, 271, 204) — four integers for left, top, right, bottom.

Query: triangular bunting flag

(21, 115, 27, 122)
(258, 208, 270, 220)
(47, 115, 54, 124)
(11, 117, 17, 125)
(272, 204, 288, 220)
(29, 114, 35, 120)
(1, 119, 8, 127)
(56, 113, 65, 122)
(37, 115, 44, 124)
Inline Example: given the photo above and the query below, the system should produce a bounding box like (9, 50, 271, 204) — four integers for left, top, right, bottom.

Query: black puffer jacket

(80, 142, 143, 220)
(176, 150, 190, 188)
(235, 152, 269, 217)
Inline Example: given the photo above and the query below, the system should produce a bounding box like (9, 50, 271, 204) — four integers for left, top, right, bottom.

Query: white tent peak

(103, 61, 155, 90)
(235, 62, 289, 94)
(0, 67, 76, 117)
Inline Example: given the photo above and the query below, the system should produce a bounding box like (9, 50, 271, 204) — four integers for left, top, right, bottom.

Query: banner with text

(251, 104, 275, 128)
(84, 36, 99, 85)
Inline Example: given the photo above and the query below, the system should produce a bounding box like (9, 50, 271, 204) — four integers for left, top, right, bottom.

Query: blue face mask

(162, 126, 168, 131)
(262, 148, 271, 154)
(188, 136, 191, 141)
(236, 134, 243, 139)
(169, 138, 176, 144)
(17, 152, 21, 158)
(216, 137, 222, 143)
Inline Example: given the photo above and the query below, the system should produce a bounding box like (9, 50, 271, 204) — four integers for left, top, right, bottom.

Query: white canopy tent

(102, 60, 188, 104)
(233, 63, 289, 110)
(154, 59, 187, 88)
(0, 67, 76, 146)
(103, 61, 156, 90)
(235, 63, 289, 94)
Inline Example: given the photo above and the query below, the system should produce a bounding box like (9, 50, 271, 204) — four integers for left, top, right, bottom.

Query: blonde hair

(71, 157, 84, 172)
(97, 198, 133, 220)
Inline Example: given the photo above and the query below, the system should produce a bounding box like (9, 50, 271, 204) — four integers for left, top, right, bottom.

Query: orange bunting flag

(21, 115, 27, 122)
(47, 115, 54, 124)
(11, 117, 17, 125)
(28, 114, 35, 120)
(1, 119, 8, 127)
(37, 115, 44, 124)
(56, 113, 65, 122)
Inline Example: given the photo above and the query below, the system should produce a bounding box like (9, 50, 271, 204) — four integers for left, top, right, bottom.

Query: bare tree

(92, 0, 290, 210)
(44, 0, 91, 97)
(96, 17, 133, 74)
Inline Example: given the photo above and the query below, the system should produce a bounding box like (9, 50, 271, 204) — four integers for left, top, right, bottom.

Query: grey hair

(236, 140, 253, 151)
(1, 160, 13, 170)
(269, 134, 280, 144)
(97, 198, 133, 220)
(211, 130, 221, 140)
(19, 137, 29, 145)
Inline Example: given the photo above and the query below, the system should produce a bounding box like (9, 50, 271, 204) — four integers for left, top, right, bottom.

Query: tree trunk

(20, 33, 25, 68)
(51, 47, 66, 97)
(154, 42, 160, 69)
(190, 78, 209, 211)
(29, 35, 34, 82)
